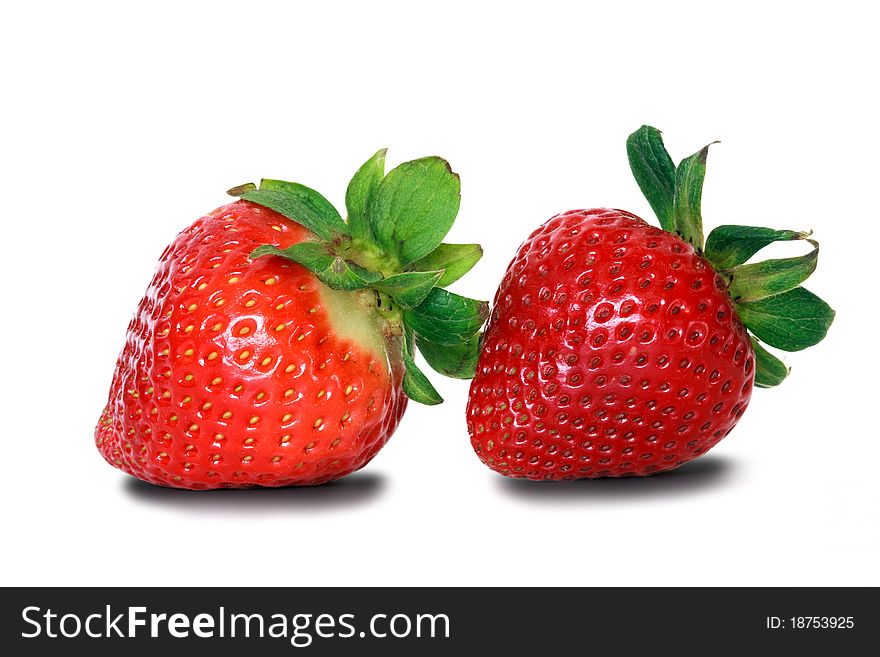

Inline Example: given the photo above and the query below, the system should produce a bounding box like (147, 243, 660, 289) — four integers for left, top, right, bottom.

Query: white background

(2, 1, 877, 587)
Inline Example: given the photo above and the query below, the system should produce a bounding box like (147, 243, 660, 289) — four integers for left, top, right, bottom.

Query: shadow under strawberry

(495, 455, 734, 501)
(121, 471, 386, 513)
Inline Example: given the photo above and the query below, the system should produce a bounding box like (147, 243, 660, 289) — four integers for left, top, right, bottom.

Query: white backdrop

(2, 1, 876, 586)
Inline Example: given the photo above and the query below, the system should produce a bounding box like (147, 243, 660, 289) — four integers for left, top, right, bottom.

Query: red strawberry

(98, 151, 487, 488)
(466, 127, 833, 480)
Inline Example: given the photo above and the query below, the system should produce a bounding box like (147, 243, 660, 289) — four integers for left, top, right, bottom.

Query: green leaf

(410, 243, 483, 287)
(401, 327, 443, 405)
(236, 181, 349, 241)
(249, 243, 381, 291)
(626, 125, 677, 232)
(227, 182, 257, 196)
(736, 287, 835, 352)
(418, 333, 481, 379)
(672, 142, 717, 250)
(345, 148, 387, 243)
(727, 240, 819, 303)
(403, 288, 489, 345)
(369, 156, 461, 265)
(704, 225, 811, 270)
(373, 270, 444, 308)
(750, 337, 790, 388)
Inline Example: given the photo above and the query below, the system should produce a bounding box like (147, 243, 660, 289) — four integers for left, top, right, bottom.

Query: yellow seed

(249, 416, 259, 425)
(318, 363, 326, 370)
(330, 438, 341, 448)
(341, 412, 350, 422)
(215, 299, 225, 307)
(297, 334, 305, 341)
(260, 356, 272, 366)
(264, 277, 276, 286)
(238, 326, 251, 335)
(222, 411, 232, 420)
(280, 435, 291, 446)
(271, 455, 282, 462)
(184, 374, 194, 382)
(214, 433, 224, 441)
(162, 391, 172, 399)
(271, 225, 282, 232)
(234, 384, 243, 393)
(284, 388, 295, 397)
(285, 364, 295, 373)
(274, 323, 285, 331)
(239, 350, 250, 360)
(207, 351, 218, 361)
(343, 353, 350, 361)
(188, 424, 198, 432)
(242, 455, 253, 463)
(244, 438, 255, 446)
(184, 324, 194, 334)
(256, 392, 265, 400)
(211, 377, 222, 386)
(313, 418, 323, 428)
(211, 455, 221, 463)
(211, 323, 222, 331)
(159, 328, 170, 336)
(197, 282, 208, 290)
(169, 414, 177, 422)
(184, 348, 194, 357)
(145, 387, 154, 395)
(275, 303, 285, 310)
(294, 461, 304, 469)
(317, 390, 325, 399)
(245, 299, 257, 308)
(304, 441, 315, 451)
(308, 307, 317, 314)
(228, 276, 240, 284)
(345, 385, 353, 396)
(202, 401, 212, 411)
(282, 413, 293, 423)
(187, 303, 197, 312)
(210, 263, 220, 268)
(160, 348, 170, 356)
(182, 395, 191, 404)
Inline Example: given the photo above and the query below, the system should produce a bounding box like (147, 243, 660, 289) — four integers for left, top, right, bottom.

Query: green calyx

(627, 125, 835, 388)
(228, 150, 487, 405)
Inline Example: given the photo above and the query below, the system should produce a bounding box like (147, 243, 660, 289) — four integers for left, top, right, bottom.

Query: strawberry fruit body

(98, 152, 487, 488)
(467, 127, 834, 480)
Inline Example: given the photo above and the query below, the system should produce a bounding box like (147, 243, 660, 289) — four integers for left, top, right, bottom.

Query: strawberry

(97, 151, 487, 488)
(467, 127, 834, 480)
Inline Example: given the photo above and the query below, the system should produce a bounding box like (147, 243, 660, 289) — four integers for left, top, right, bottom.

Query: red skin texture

(96, 201, 407, 489)
(467, 209, 755, 479)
